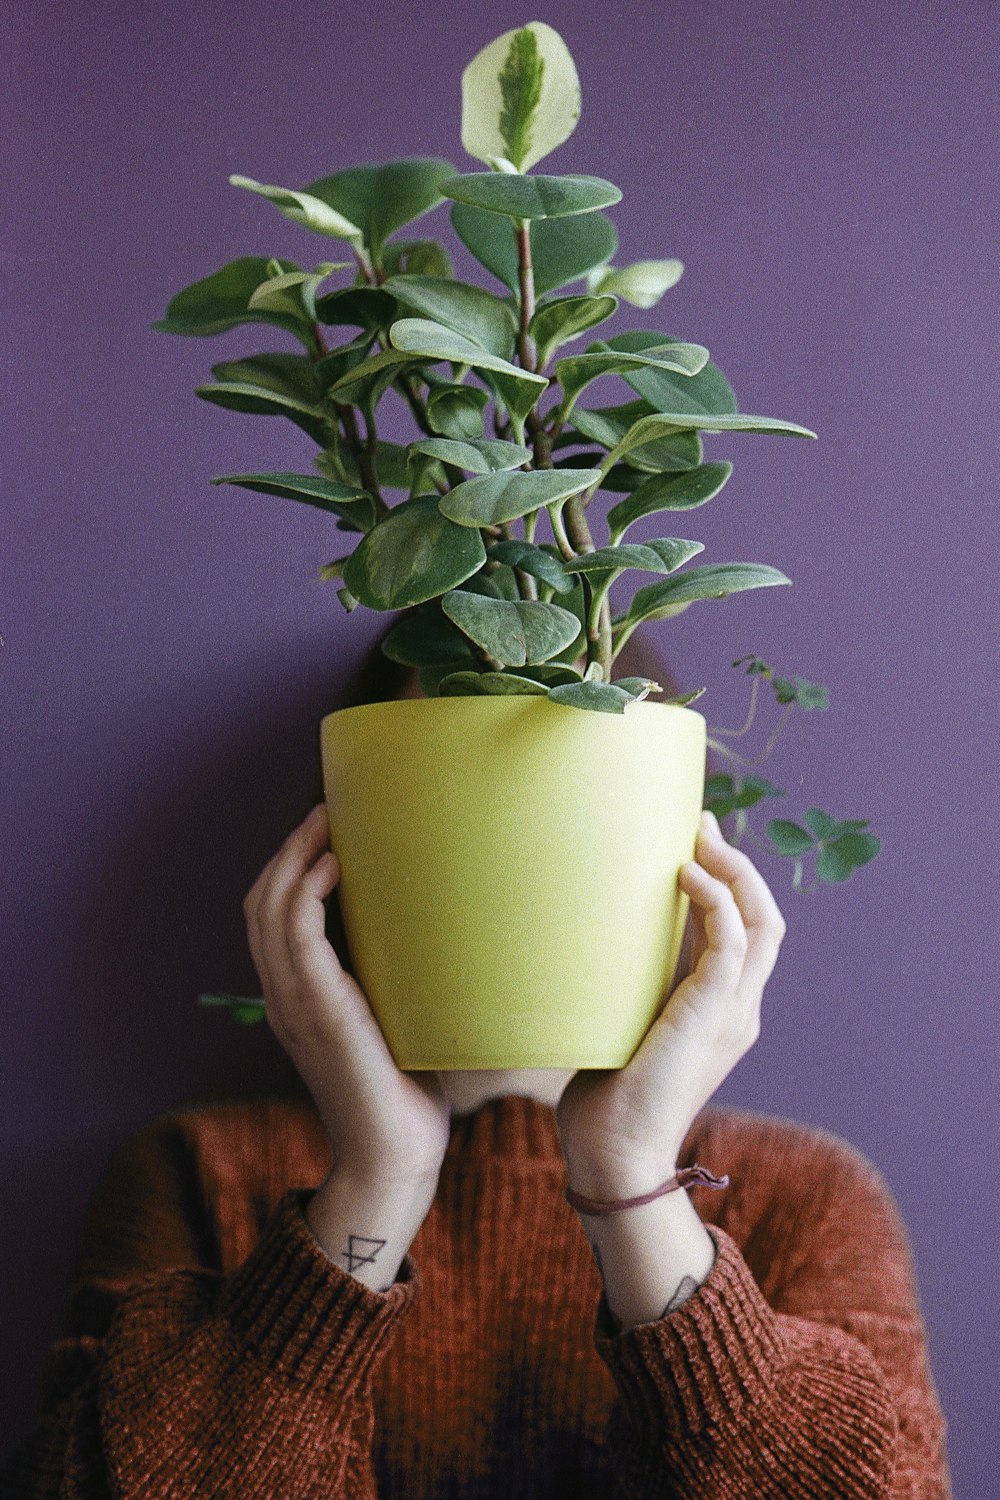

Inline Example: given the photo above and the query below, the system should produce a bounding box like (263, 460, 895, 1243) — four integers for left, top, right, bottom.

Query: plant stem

(335, 401, 387, 516)
(548, 502, 573, 558)
(351, 245, 436, 439)
(354, 245, 378, 284)
(705, 735, 756, 771)
(515, 221, 537, 371)
(311, 320, 387, 517)
(564, 497, 613, 678)
(512, 222, 612, 677)
(713, 675, 761, 737)
(706, 700, 795, 768)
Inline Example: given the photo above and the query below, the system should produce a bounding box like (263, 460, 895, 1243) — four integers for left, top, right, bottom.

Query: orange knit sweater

(0, 1093, 951, 1498)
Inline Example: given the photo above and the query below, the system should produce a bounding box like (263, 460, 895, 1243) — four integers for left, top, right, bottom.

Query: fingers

(689, 811, 786, 993)
(285, 850, 340, 969)
(243, 805, 331, 997)
(677, 859, 748, 999)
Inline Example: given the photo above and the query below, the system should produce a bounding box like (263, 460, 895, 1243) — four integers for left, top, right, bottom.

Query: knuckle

(726, 920, 749, 956)
(286, 900, 318, 963)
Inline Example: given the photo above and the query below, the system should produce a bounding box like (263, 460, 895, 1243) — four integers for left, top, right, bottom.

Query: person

(0, 625, 952, 1498)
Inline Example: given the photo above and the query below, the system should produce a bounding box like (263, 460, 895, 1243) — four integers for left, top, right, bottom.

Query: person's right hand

(243, 804, 453, 1187)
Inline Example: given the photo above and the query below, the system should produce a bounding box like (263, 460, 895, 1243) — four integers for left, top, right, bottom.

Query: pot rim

(321, 696, 706, 730)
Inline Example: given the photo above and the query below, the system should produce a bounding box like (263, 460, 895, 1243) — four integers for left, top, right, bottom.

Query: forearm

(571, 1182, 716, 1332)
(304, 1166, 438, 1292)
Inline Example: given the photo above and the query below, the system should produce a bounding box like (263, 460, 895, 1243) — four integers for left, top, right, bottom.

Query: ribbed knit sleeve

(594, 1133, 951, 1499)
(0, 1130, 419, 1498)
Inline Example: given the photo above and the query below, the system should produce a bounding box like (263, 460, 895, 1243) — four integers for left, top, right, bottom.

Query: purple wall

(4, 1, 995, 1488)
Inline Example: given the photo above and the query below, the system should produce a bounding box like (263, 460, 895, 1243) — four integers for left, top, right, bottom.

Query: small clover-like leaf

(703, 774, 784, 819)
(773, 675, 829, 710)
(815, 832, 882, 883)
(765, 819, 816, 857)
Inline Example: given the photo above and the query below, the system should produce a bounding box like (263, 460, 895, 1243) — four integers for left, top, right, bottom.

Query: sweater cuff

(594, 1224, 787, 1438)
(220, 1187, 419, 1402)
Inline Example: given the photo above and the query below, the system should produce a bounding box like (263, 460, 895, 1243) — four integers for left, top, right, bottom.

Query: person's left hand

(555, 810, 787, 1199)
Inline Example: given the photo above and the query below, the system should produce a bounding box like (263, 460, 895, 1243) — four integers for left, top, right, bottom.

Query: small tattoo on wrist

(341, 1233, 387, 1273)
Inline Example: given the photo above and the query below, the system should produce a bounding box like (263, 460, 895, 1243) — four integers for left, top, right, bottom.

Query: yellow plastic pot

(320, 695, 706, 1069)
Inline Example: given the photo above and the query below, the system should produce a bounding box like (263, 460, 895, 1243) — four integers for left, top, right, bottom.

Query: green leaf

(315, 285, 398, 329)
(619, 562, 792, 629)
(766, 820, 816, 856)
(462, 23, 581, 172)
(604, 412, 816, 474)
(380, 239, 453, 279)
(333, 440, 410, 493)
(457, 569, 519, 602)
(380, 605, 480, 666)
(408, 437, 532, 474)
(383, 274, 517, 357)
(313, 334, 379, 394)
(440, 467, 602, 527)
(570, 402, 702, 472)
(441, 172, 622, 221)
(804, 808, 843, 840)
(452, 202, 618, 295)
(440, 590, 580, 666)
(426, 383, 490, 439)
(703, 774, 784, 819)
(194, 381, 328, 445)
(209, 352, 321, 402)
(341, 494, 487, 610)
(325, 346, 424, 414)
(485, 538, 576, 592)
(210, 472, 374, 529)
(414, 662, 455, 694)
(815, 832, 881, 883)
(152, 256, 309, 342)
(564, 538, 704, 578)
(587, 259, 684, 308)
(557, 342, 710, 413)
(509, 660, 584, 686)
(547, 679, 648, 714)
(733, 654, 772, 676)
(529, 294, 618, 367)
(385, 318, 547, 422)
(247, 262, 348, 324)
(301, 158, 455, 257)
(437, 670, 550, 697)
(615, 676, 667, 700)
(607, 464, 733, 539)
(773, 676, 829, 710)
(535, 551, 586, 659)
(601, 332, 738, 417)
(229, 174, 363, 239)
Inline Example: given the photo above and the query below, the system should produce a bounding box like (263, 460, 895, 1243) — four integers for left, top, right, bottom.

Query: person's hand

(243, 804, 453, 1187)
(555, 810, 786, 1197)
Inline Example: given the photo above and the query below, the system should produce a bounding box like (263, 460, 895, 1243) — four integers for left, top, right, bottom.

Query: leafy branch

(155, 21, 879, 899)
(704, 657, 881, 890)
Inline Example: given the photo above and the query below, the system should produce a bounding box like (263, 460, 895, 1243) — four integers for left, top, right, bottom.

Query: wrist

(305, 1166, 438, 1292)
(564, 1154, 680, 1204)
(581, 1188, 716, 1332)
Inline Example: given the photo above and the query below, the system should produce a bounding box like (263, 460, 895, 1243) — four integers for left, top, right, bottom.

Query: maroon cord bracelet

(564, 1164, 730, 1217)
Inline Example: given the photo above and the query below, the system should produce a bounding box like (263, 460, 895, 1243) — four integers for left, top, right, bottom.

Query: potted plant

(160, 22, 880, 1068)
